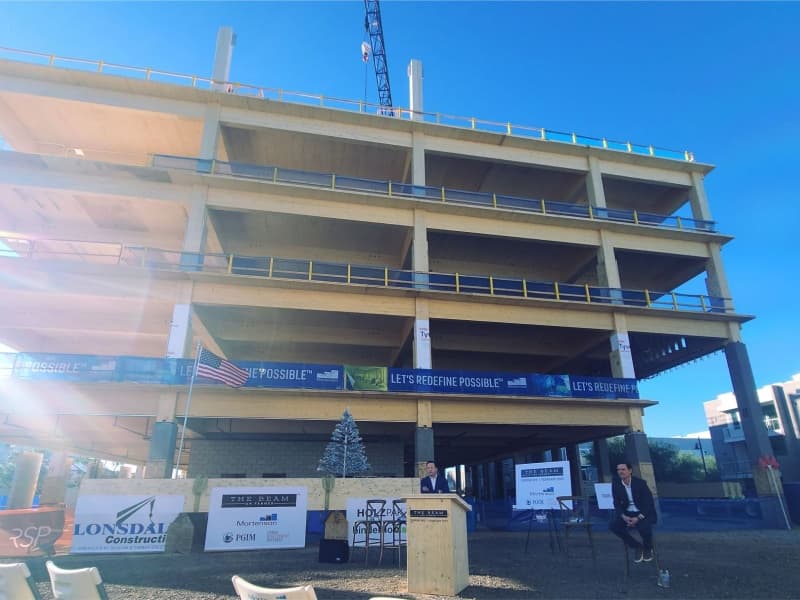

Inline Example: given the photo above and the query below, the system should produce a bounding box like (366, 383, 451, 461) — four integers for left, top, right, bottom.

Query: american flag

(195, 348, 249, 388)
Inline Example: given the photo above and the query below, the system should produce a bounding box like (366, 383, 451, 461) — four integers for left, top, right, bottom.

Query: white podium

(406, 493, 471, 596)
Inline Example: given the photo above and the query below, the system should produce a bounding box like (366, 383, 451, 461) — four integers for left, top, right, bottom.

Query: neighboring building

(0, 32, 771, 495)
(705, 374, 800, 484)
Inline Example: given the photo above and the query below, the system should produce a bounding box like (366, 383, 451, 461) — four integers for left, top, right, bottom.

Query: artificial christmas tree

(318, 408, 371, 477)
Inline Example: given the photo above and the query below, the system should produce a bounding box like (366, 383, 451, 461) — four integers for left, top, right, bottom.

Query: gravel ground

(12, 528, 800, 599)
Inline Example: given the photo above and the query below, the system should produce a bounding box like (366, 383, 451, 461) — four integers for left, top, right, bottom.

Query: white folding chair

(231, 575, 318, 600)
(0, 562, 43, 600)
(45, 561, 108, 600)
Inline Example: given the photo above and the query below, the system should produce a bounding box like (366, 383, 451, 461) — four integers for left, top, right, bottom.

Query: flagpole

(175, 342, 202, 479)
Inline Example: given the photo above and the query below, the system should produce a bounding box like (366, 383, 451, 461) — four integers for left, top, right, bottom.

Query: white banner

(514, 461, 572, 510)
(71, 494, 184, 554)
(594, 483, 614, 510)
(346, 497, 405, 546)
(204, 487, 307, 551)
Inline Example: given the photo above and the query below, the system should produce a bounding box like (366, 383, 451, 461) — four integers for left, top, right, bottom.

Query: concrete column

(724, 341, 779, 496)
(407, 59, 423, 121)
(413, 298, 432, 369)
(623, 431, 659, 511)
(211, 26, 236, 92)
(688, 171, 713, 224)
(565, 444, 582, 496)
(585, 156, 607, 209)
(8, 451, 43, 509)
(593, 438, 612, 482)
(145, 422, 178, 479)
(609, 314, 636, 379)
(183, 186, 209, 255)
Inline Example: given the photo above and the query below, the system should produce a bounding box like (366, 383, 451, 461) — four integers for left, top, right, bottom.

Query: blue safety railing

(152, 154, 716, 233)
(0, 237, 732, 314)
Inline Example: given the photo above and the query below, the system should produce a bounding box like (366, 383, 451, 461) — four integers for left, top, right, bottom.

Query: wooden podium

(406, 494, 471, 596)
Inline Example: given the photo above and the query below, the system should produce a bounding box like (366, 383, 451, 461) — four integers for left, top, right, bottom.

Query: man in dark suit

(609, 462, 657, 562)
(420, 460, 450, 493)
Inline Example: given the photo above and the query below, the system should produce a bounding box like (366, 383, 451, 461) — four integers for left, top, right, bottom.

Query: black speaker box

(319, 538, 349, 563)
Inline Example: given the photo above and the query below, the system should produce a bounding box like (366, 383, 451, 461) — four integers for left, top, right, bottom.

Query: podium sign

(406, 494, 471, 596)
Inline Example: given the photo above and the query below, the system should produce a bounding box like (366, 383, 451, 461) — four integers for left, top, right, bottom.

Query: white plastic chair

(0, 562, 42, 600)
(45, 561, 108, 600)
(231, 575, 317, 600)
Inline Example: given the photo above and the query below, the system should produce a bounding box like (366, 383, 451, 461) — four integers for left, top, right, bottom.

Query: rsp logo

(10, 525, 52, 549)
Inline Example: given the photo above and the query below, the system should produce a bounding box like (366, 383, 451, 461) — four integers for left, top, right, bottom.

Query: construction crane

(363, 0, 393, 114)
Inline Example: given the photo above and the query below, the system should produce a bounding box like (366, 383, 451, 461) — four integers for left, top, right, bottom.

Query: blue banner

(389, 369, 529, 395)
(2, 352, 636, 399)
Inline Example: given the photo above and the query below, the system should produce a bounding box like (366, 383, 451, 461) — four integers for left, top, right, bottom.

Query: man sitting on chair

(420, 460, 450, 493)
(609, 462, 657, 563)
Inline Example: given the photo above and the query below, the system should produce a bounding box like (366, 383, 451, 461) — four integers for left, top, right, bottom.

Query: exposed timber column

(145, 393, 180, 479)
(166, 282, 194, 359)
(412, 208, 430, 293)
(593, 438, 612, 482)
(609, 313, 636, 380)
(408, 59, 424, 122)
(623, 431, 659, 514)
(565, 444, 582, 496)
(688, 171, 713, 225)
(724, 341, 780, 496)
(415, 398, 434, 477)
(597, 230, 623, 304)
(585, 156, 607, 209)
(40, 451, 71, 504)
(413, 298, 432, 369)
(8, 451, 43, 509)
(211, 26, 236, 93)
(706, 243, 734, 311)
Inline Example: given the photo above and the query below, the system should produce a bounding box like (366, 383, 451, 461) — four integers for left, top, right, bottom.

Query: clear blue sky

(2, 2, 798, 437)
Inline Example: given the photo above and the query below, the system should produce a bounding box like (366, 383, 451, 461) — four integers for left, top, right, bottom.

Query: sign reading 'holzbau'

(410, 509, 448, 518)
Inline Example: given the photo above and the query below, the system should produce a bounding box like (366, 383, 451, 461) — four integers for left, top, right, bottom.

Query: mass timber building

(0, 34, 775, 498)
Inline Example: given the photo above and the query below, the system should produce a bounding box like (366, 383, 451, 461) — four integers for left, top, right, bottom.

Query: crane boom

(364, 0, 393, 113)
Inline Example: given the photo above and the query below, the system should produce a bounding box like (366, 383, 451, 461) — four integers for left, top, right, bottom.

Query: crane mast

(364, 0, 393, 113)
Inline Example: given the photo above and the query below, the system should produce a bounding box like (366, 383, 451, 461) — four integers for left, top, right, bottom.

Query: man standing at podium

(421, 460, 450, 493)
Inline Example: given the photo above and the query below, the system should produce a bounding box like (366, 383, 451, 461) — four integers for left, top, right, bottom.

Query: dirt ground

(14, 528, 800, 599)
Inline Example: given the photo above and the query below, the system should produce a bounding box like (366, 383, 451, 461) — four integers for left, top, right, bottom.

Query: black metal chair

(382, 499, 407, 567)
(556, 496, 596, 568)
(351, 499, 387, 565)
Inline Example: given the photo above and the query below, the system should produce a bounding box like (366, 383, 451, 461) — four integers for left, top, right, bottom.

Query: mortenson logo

(74, 497, 168, 545)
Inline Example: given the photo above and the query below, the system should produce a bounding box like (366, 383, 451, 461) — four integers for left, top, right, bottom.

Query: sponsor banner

(6, 353, 638, 400)
(71, 495, 184, 554)
(239, 362, 342, 389)
(515, 461, 572, 510)
(345, 497, 405, 547)
(528, 374, 639, 400)
(13, 353, 118, 382)
(389, 369, 529, 395)
(204, 487, 307, 551)
(344, 365, 388, 391)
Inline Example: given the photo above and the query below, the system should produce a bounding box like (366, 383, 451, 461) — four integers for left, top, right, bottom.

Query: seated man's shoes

(634, 549, 645, 563)
(643, 548, 654, 562)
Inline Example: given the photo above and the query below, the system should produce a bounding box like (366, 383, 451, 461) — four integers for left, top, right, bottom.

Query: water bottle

(658, 569, 670, 588)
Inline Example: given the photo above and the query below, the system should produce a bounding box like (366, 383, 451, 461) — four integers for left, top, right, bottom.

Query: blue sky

(1, 2, 798, 437)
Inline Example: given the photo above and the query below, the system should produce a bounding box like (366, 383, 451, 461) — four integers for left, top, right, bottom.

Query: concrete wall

(187, 439, 405, 478)
(79, 477, 420, 512)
